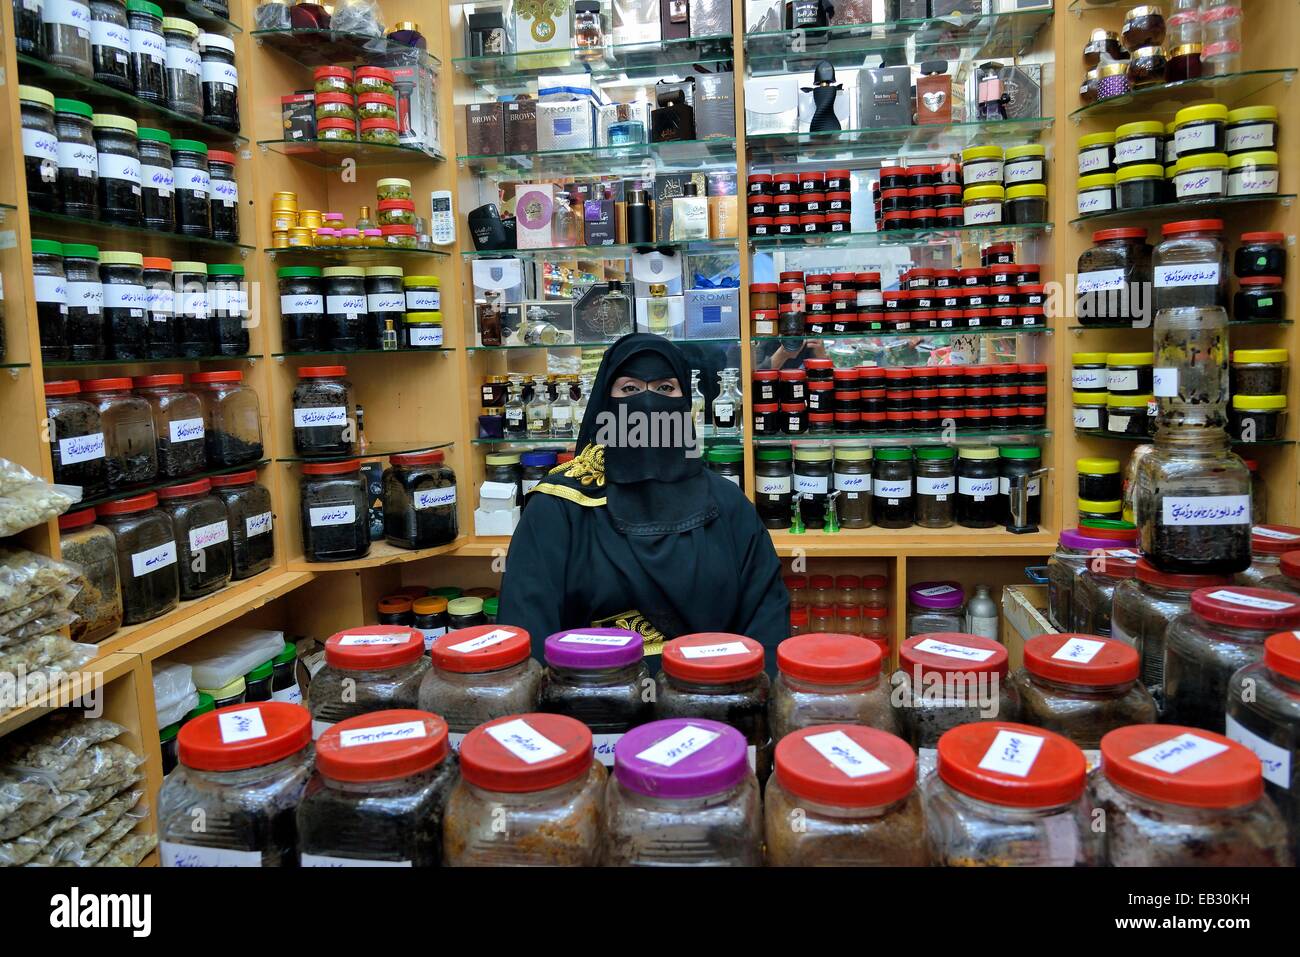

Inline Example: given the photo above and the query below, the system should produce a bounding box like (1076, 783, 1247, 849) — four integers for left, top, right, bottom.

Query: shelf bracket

(6, 368, 18, 381)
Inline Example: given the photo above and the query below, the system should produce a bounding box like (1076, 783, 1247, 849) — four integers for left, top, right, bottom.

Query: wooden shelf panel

(0, 653, 137, 738)
(287, 537, 468, 572)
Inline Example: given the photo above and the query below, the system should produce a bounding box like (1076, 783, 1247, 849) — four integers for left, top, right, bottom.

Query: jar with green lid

(1003, 144, 1046, 186)
(448, 597, 486, 630)
(960, 145, 1003, 185)
(873, 447, 913, 529)
(962, 185, 1004, 226)
(54, 97, 99, 220)
(405, 312, 442, 349)
(278, 265, 324, 353)
(1114, 121, 1164, 168)
(1226, 105, 1278, 155)
(706, 446, 743, 487)
(999, 445, 1042, 527)
(160, 721, 180, 775)
(245, 660, 274, 702)
(360, 118, 399, 146)
(833, 447, 873, 528)
(485, 452, 522, 504)
(1076, 173, 1115, 217)
(1073, 391, 1108, 430)
(1174, 103, 1228, 157)
(376, 178, 412, 202)
(1004, 184, 1047, 225)
(1227, 151, 1279, 198)
(208, 263, 248, 356)
(357, 92, 397, 122)
(1173, 152, 1227, 200)
(793, 447, 831, 529)
(314, 92, 356, 123)
(1078, 131, 1116, 176)
(755, 446, 792, 529)
(915, 446, 955, 528)
(1115, 163, 1166, 209)
(185, 691, 214, 721)
(126, 0, 166, 103)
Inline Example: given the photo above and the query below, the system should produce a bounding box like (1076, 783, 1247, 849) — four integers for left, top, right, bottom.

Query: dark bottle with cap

(626, 188, 653, 244)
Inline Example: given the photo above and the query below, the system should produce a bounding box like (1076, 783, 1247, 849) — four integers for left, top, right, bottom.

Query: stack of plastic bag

(152, 661, 198, 729)
(0, 459, 79, 538)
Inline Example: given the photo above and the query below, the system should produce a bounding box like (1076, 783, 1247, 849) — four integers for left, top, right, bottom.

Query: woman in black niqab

(497, 334, 789, 662)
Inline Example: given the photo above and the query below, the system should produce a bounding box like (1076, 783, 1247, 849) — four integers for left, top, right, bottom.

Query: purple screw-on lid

(543, 628, 643, 669)
(1059, 527, 1136, 551)
(907, 581, 966, 609)
(613, 718, 749, 799)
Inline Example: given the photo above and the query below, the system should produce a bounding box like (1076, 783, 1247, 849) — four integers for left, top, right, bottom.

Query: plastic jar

(299, 459, 369, 562)
(419, 625, 541, 746)
(357, 93, 398, 122)
(1075, 228, 1152, 326)
(43, 0, 94, 77)
(1048, 527, 1137, 630)
(198, 32, 238, 132)
(307, 626, 428, 737)
(1003, 144, 1046, 186)
(160, 702, 312, 867)
(81, 376, 157, 486)
(447, 597, 486, 631)
(189, 370, 262, 466)
(1172, 151, 1227, 200)
(1089, 723, 1292, 865)
(1114, 120, 1164, 169)
(1226, 106, 1278, 154)
(1076, 173, 1115, 217)
(1152, 219, 1228, 312)
(1174, 103, 1228, 157)
(1077, 131, 1116, 176)
(872, 447, 913, 529)
(1236, 231, 1286, 279)
(1003, 184, 1046, 225)
(162, 17, 202, 118)
(770, 633, 895, 742)
(96, 250, 147, 360)
(133, 372, 204, 478)
(962, 185, 1004, 226)
(360, 118, 399, 145)
(126, 0, 165, 101)
(157, 477, 230, 598)
(318, 267, 367, 351)
(382, 448, 457, 549)
(1234, 276, 1286, 323)
(1227, 151, 1279, 198)
(133, 128, 174, 232)
(793, 446, 831, 529)
(892, 633, 1011, 747)
(32, 240, 70, 361)
(206, 263, 247, 355)
(58, 507, 123, 643)
(277, 266, 323, 353)
(905, 581, 963, 636)
(924, 722, 1093, 866)
(207, 149, 238, 243)
(954, 447, 998, 529)
(292, 365, 353, 457)
(96, 491, 179, 623)
(316, 117, 357, 142)
(354, 66, 395, 97)
(163, 137, 208, 236)
(58, 244, 102, 362)
(92, 112, 142, 226)
(209, 470, 273, 579)
(376, 177, 412, 202)
(754, 447, 792, 529)
(314, 92, 355, 125)
(1237, 525, 1300, 587)
(54, 98, 99, 219)
(1115, 163, 1166, 209)
(1229, 395, 1286, 442)
(44, 381, 106, 493)
(1231, 348, 1288, 395)
(1077, 456, 1121, 501)
(960, 146, 1003, 186)
(171, 261, 208, 358)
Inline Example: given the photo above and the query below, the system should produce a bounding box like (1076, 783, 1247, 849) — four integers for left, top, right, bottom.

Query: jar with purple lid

(537, 627, 652, 767)
(1048, 527, 1139, 632)
(906, 581, 966, 636)
(602, 718, 761, 866)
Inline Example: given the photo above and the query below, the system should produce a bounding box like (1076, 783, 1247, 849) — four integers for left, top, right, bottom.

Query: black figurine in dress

(804, 59, 843, 132)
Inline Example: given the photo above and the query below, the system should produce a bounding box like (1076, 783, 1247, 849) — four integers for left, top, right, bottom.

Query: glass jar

(32, 240, 69, 361)
(167, 137, 210, 236)
(57, 507, 123, 643)
(377, 198, 415, 228)
(198, 32, 238, 132)
(62, 243, 104, 361)
(162, 17, 202, 118)
(410, 597, 448, 651)
(360, 117, 399, 145)
(44, 380, 107, 495)
(603, 719, 761, 867)
(173, 261, 209, 358)
(307, 626, 429, 737)
(443, 713, 606, 866)
(1129, 45, 1167, 85)
(354, 66, 394, 97)
(1047, 527, 1137, 630)
(43, 0, 93, 77)
(92, 114, 143, 229)
(299, 459, 369, 562)
(160, 702, 312, 867)
(924, 722, 1094, 866)
(906, 581, 965, 636)
(21, 86, 60, 213)
(1236, 525, 1300, 587)
(189, 370, 263, 466)
(1075, 228, 1152, 326)
(321, 266, 368, 351)
(872, 447, 913, 529)
(447, 597, 485, 630)
(770, 633, 895, 742)
(382, 448, 457, 549)
(766, 725, 926, 866)
(962, 185, 1004, 226)
(1167, 41, 1203, 81)
(209, 469, 273, 579)
(292, 365, 353, 457)
(1071, 550, 1140, 636)
(135, 127, 174, 232)
(277, 266, 323, 352)
(538, 628, 651, 766)
(754, 447, 792, 529)
(1122, 4, 1165, 49)
(913, 446, 955, 528)
(133, 372, 205, 478)
(81, 376, 157, 486)
(520, 450, 557, 498)
(419, 625, 541, 745)
(54, 97, 99, 220)
(1153, 218, 1229, 313)
(297, 710, 457, 866)
(1089, 723, 1292, 865)
(955, 447, 999, 529)
(96, 491, 179, 623)
(364, 266, 404, 349)
(793, 447, 831, 529)
(1230, 395, 1287, 443)
(313, 65, 353, 96)
(157, 477, 230, 598)
(206, 264, 248, 355)
(126, 0, 165, 101)
(655, 633, 772, 782)
(207, 149, 238, 243)
(97, 250, 147, 359)
(892, 633, 1011, 747)
(829, 447, 871, 529)
(1234, 276, 1286, 323)
(1115, 163, 1166, 209)
(1165, 586, 1300, 731)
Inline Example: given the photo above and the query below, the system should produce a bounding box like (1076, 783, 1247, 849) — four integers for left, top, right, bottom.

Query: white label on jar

(917, 476, 955, 498)
(1074, 407, 1101, 429)
(98, 152, 141, 185)
(280, 293, 322, 315)
(33, 274, 66, 304)
(409, 326, 443, 347)
(58, 432, 105, 464)
(1114, 137, 1158, 164)
(246, 511, 273, 537)
(1162, 495, 1251, 526)
(559, 631, 635, 647)
(130, 27, 165, 60)
(1175, 124, 1216, 154)
(168, 417, 204, 444)
(635, 724, 720, 767)
(326, 294, 366, 317)
(418, 626, 446, 652)
(958, 476, 995, 500)
(1205, 589, 1295, 611)
(312, 719, 334, 739)
(747, 745, 757, 771)
(22, 128, 57, 162)
(212, 177, 238, 206)
(1052, 636, 1106, 664)
(162, 843, 261, 867)
(271, 683, 301, 704)
(66, 281, 102, 314)
(593, 733, 621, 767)
(1226, 123, 1275, 153)
(873, 479, 912, 499)
(173, 166, 210, 196)
(294, 406, 348, 428)
(188, 519, 229, 552)
(964, 202, 1002, 226)
(208, 286, 246, 315)
(338, 632, 407, 646)
(998, 476, 1041, 496)
(309, 504, 356, 527)
(339, 720, 426, 748)
(834, 472, 870, 494)
(1175, 168, 1224, 199)
(1076, 268, 1126, 295)
(57, 141, 98, 177)
(916, 585, 959, 598)
(1077, 147, 1110, 175)
(1254, 526, 1300, 541)
(757, 475, 791, 495)
(302, 854, 412, 867)
(1130, 731, 1228, 774)
(448, 628, 515, 654)
(1155, 262, 1220, 288)
(977, 728, 1045, 778)
(1107, 369, 1139, 391)
(914, 637, 995, 662)
(103, 283, 147, 311)
(405, 290, 440, 311)
(714, 402, 735, 422)
(217, 706, 267, 743)
(1107, 414, 1131, 433)
(794, 473, 829, 495)
(367, 293, 403, 313)
(1076, 188, 1113, 215)
(1152, 368, 1178, 397)
(44, 0, 89, 27)
(804, 729, 890, 778)
(413, 486, 455, 509)
(1003, 159, 1043, 185)
(486, 717, 565, 764)
(131, 540, 176, 577)
(723, 473, 741, 487)
(142, 163, 173, 196)
(166, 45, 202, 76)
(521, 478, 541, 495)
(1228, 168, 1279, 197)
(178, 291, 208, 317)
(679, 641, 749, 660)
(1225, 715, 1291, 789)
(1072, 368, 1106, 390)
(201, 60, 239, 87)
(963, 160, 1002, 184)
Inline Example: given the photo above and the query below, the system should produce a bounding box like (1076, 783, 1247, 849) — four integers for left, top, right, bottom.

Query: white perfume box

(635, 296, 687, 337)
(536, 101, 595, 150)
(744, 75, 799, 135)
(514, 183, 555, 249)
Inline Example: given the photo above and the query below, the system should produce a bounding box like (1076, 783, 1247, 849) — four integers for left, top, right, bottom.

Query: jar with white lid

(418, 624, 542, 748)
(306, 626, 430, 739)
(770, 632, 896, 742)
(891, 632, 1012, 748)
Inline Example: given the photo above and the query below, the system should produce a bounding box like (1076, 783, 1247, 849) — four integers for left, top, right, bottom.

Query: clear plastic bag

(71, 813, 141, 866)
(36, 788, 146, 864)
(0, 633, 76, 674)
(157, 691, 198, 729)
(0, 458, 80, 535)
(60, 772, 145, 818)
(94, 831, 157, 867)
(0, 808, 80, 866)
(0, 550, 82, 615)
(0, 611, 81, 649)
(152, 661, 197, 724)
(331, 0, 384, 37)
(0, 714, 125, 771)
(0, 584, 80, 635)
(15, 742, 145, 793)
(0, 776, 75, 840)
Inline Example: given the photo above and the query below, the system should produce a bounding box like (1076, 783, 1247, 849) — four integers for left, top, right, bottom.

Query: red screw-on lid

(1100, 724, 1263, 809)
(774, 725, 915, 808)
(315, 709, 448, 783)
(1161, 219, 1224, 236)
(178, 702, 312, 772)
(1092, 227, 1148, 242)
(430, 624, 531, 674)
(390, 449, 445, 467)
(57, 507, 97, 531)
(208, 470, 258, 488)
(938, 722, 1087, 808)
(96, 492, 159, 515)
(190, 371, 243, 384)
(80, 377, 133, 392)
(809, 574, 834, 589)
(899, 632, 1008, 677)
(44, 380, 81, 396)
(1189, 586, 1300, 630)
(1094, 549, 1140, 578)
(804, 358, 833, 371)
(324, 625, 424, 670)
(778, 369, 806, 381)
(663, 633, 764, 684)
(783, 575, 807, 589)
(458, 713, 592, 793)
(753, 370, 779, 381)
(861, 604, 888, 620)
(1238, 275, 1283, 287)
(301, 459, 361, 476)
(297, 365, 347, 378)
(1281, 551, 1300, 581)
(207, 150, 237, 165)
(835, 574, 860, 589)
(1134, 557, 1232, 590)
(1241, 231, 1285, 243)
(1264, 631, 1300, 681)
(1023, 633, 1139, 686)
(157, 478, 212, 499)
(1251, 524, 1300, 555)
(777, 633, 882, 684)
(133, 373, 186, 388)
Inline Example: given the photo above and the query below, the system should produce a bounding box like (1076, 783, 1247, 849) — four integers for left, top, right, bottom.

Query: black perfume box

(661, 0, 691, 40)
(694, 70, 735, 140)
(860, 66, 913, 128)
(466, 10, 507, 57)
(281, 93, 316, 141)
(465, 102, 505, 156)
(504, 98, 537, 153)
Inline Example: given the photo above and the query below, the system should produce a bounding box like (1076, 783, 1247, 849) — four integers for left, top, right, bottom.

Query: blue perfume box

(684, 288, 740, 339)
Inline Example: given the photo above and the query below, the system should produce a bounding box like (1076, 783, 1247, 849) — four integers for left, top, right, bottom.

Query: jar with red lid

(97, 491, 180, 624)
(861, 385, 885, 411)
(924, 722, 1096, 866)
(749, 216, 774, 237)
(765, 725, 928, 866)
(834, 388, 861, 414)
(781, 402, 807, 434)
(908, 208, 935, 229)
(1016, 263, 1041, 286)
(770, 633, 896, 742)
(81, 377, 159, 488)
(960, 307, 986, 329)
(774, 172, 798, 194)
(964, 285, 990, 309)
(774, 194, 798, 216)
(1088, 724, 1291, 865)
(822, 169, 850, 191)
(799, 213, 824, 234)
(799, 171, 825, 193)
(1237, 524, 1300, 587)
(826, 190, 850, 213)
(209, 470, 273, 580)
(134, 372, 206, 479)
(300, 458, 370, 562)
(879, 165, 906, 189)
(879, 188, 910, 213)
(158, 476, 232, 599)
(837, 410, 865, 432)
(779, 367, 807, 403)
(981, 242, 1015, 266)
(383, 448, 457, 549)
(892, 632, 1012, 748)
(308, 626, 429, 737)
(774, 215, 799, 236)
(292, 365, 354, 457)
(832, 366, 859, 386)
(776, 281, 804, 310)
(934, 206, 961, 227)
(747, 173, 773, 195)
(752, 307, 778, 334)
(801, 191, 826, 213)
(753, 402, 780, 435)
(160, 701, 313, 867)
(804, 273, 830, 293)
(443, 713, 606, 866)
(190, 370, 263, 466)
(908, 185, 935, 208)
(747, 195, 772, 220)
(750, 281, 778, 312)
(806, 380, 834, 414)
(45, 381, 108, 495)
(881, 210, 910, 231)
(753, 369, 778, 403)
(419, 625, 541, 743)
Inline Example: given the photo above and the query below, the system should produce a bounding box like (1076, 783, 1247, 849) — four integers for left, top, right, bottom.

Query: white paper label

(22, 128, 57, 165)
(917, 476, 955, 497)
(794, 474, 829, 494)
(1226, 123, 1275, 153)
(917, 585, 958, 598)
(130, 27, 165, 60)
(964, 160, 1002, 184)
(213, 177, 237, 206)
(141, 163, 173, 196)
(1225, 715, 1291, 789)
(188, 519, 229, 552)
(1114, 137, 1158, 163)
(1228, 168, 1280, 197)
(174, 166, 211, 196)
(756, 475, 791, 495)
(367, 293, 403, 313)
(1077, 146, 1110, 175)
(635, 724, 720, 767)
(92, 18, 129, 51)
(804, 729, 890, 778)
(998, 476, 1041, 496)
(409, 326, 443, 346)
(1052, 637, 1106, 664)
(301, 854, 411, 867)
(162, 842, 261, 867)
(1076, 188, 1113, 214)
(103, 283, 148, 312)
(964, 202, 1002, 226)
(309, 504, 356, 527)
(1107, 369, 1139, 392)
(914, 637, 996, 662)
(168, 416, 204, 444)
(1254, 526, 1300, 541)
(294, 406, 348, 428)
(201, 60, 238, 87)
(245, 511, 272, 537)
(414, 486, 456, 509)
(593, 733, 621, 767)
(98, 152, 141, 185)
(873, 479, 912, 499)
(486, 718, 565, 764)
(1155, 263, 1220, 288)
(1072, 367, 1106, 390)
(217, 706, 267, 743)
(1152, 367, 1178, 397)
(679, 641, 749, 660)
(1073, 407, 1101, 429)
(165, 45, 202, 76)
(271, 684, 302, 704)
(559, 631, 636, 647)
(1130, 732, 1228, 774)
(1205, 589, 1295, 611)
(978, 728, 1045, 778)
(834, 472, 871, 496)
(448, 628, 516, 654)
(337, 632, 407, 646)
(1175, 168, 1224, 199)
(1175, 124, 1216, 154)
(405, 290, 440, 311)
(57, 141, 98, 178)
(1162, 496, 1251, 526)
(58, 432, 105, 464)
(418, 626, 446, 652)
(280, 294, 323, 315)
(1076, 268, 1126, 295)
(326, 294, 366, 316)
(1107, 414, 1132, 434)
(958, 475, 996, 500)
(339, 720, 427, 748)
(131, 540, 177, 577)
(1003, 158, 1043, 185)
(33, 274, 66, 305)
(178, 291, 208, 318)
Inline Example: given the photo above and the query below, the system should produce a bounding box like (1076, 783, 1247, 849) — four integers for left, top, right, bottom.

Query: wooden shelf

(0, 653, 138, 738)
(287, 537, 468, 572)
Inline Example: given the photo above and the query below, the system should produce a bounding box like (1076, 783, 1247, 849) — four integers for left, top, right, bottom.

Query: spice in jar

(96, 492, 179, 624)
(93, 112, 142, 227)
(292, 365, 354, 457)
(157, 477, 231, 599)
(58, 507, 123, 643)
(299, 459, 370, 562)
(770, 633, 896, 743)
(307, 626, 428, 737)
(892, 632, 1010, 747)
(54, 97, 99, 219)
(208, 469, 273, 580)
(382, 449, 458, 550)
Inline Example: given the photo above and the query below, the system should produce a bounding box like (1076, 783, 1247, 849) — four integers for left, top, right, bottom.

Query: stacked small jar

(746, 169, 852, 238)
(277, 261, 437, 353)
(960, 144, 1050, 227)
(784, 572, 890, 654)
(873, 160, 963, 232)
(311, 65, 399, 147)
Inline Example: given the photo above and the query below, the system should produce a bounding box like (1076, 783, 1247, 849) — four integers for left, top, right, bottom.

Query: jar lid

(31, 239, 63, 256)
(1114, 163, 1165, 182)
(19, 84, 55, 110)
(1226, 105, 1277, 124)
(376, 177, 412, 189)
(960, 145, 1004, 162)
(705, 446, 743, 464)
(1133, 557, 1228, 590)
(756, 447, 792, 461)
(1107, 351, 1154, 365)
(277, 266, 322, 279)
(957, 446, 998, 460)
(57, 507, 97, 531)
(1264, 631, 1300, 682)
(1161, 218, 1224, 236)
(377, 198, 416, 211)
(81, 376, 134, 392)
(186, 693, 215, 719)
(412, 596, 447, 617)
(1077, 498, 1122, 515)
(484, 453, 520, 466)
(162, 16, 199, 37)
(390, 448, 445, 467)
(324, 625, 424, 670)
(377, 595, 412, 616)
(314, 91, 355, 107)
(777, 633, 882, 684)
(314, 65, 354, 79)
(358, 92, 398, 107)
(196, 675, 244, 700)
(907, 581, 965, 609)
(1115, 120, 1165, 138)
(1250, 524, 1300, 553)
(247, 660, 274, 682)
(458, 713, 592, 793)
(178, 702, 311, 773)
(362, 266, 403, 278)
(99, 251, 145, 267)
(1174, 103, 1230, 126)
(1078, 131, 1117, 149)
(793, 447, 832, 462)
(361, 117, 399, 131)
(197, 30, 235, 53)
(962, 185, 1005, 201)
(543, 627, 643, 669)
(207, 264, 244, 277)
(613, 719, 749, 799)
(1005, 184, 1047, 200)
(662, 633, 764, 684)
(1241, 231, 1286, 243)
(1190, 586, 1300, 629)
(403, 275, 440, 287)
(1004, 143, 1045, 160)
(1076, 173, 1116, 189)
(1077, 456, 1120, 474)
(300, 458, 361, 476)
(405, 312, 441, 324)
(1072, 391, 1108, 405)
(775, 725, 915, 808)
(316, 709, 448, 782)
(1233, 348, 1288, 363)
(1100, 724, 1262, 809)
(937, 722, 1086, 808)
(1106, 393, 1152, 408)
(914, 446, 954, 460)
(874, 447, 913, 461)
(297, 364, 347, 378)
(1228, 150, 1279, 170)
(91, 112, 137, 133)
(173, 261, 208, 274)
(140, 257, 170, 271)
(1024, 632, 1139, 686)
(1173, 152, 1229, 174)
(834, 447, 872, 461)
(43, 379, 80, 396)
(431, 624, 531, 674)
(998, 446, 1041, 461)
(899, 632, 1007, 677)
(207, 469, 258, 490)
(157, 477, 212, 499)
(447, 596, 484, 617)
(49, 96, 94, 122)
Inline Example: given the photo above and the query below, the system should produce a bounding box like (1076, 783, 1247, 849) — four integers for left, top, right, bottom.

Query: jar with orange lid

(419, 625, 541, 745)
(300, 459, 369, 562)
(382, 448, 457, 549)
(770, 633, 896, 742)
(891, 632, 1013, 748)
(307, 626, 429, 737)
(313, 65, 353, 96)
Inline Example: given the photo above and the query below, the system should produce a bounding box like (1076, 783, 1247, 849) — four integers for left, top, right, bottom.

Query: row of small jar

(21, 89, 239, 238)
(1081, 3, 1245, 78)
(278, 268, 441, 353)
(45, 373, 263, 497)
(1074, 387, 1286, 443)
(269, 179, 420, 250)
(15, 3, 238, 131)
(34, 244, 248, 364)
(786, 573, 892, 651)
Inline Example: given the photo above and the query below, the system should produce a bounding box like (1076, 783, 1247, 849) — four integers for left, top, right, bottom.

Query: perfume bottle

(646, 283, 672, 336)
(626, 188, 654, 244)
(671, 183, 710, 241)
(802, 60, 843, 133)
(712, 369, 741, 435)
(690, 369, 706, 436)
(355, 403, 370, 454)
(608, 116, 646, 146)
(504, 375, 527, 437)
(355, 205, 376, 231)
(551, 376, 576, 437)
(575, 373, 593, 426)
(594, 279, 632, 341)
(526, 376, 552, 437)
(977, 61, 1010, 121)
(523, 305, 560, 345)
(916, 59, 952, 126)
(573, 0, 605, 63)
(650, 84, 696, 143)
(478, 288, 504, 347)
(553, 190, 578, 248)
(381, 318, 399, 351)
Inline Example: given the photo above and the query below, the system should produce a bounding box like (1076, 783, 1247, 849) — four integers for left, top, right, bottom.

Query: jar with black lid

(157, 477, 230, 598)
(293, 366, 354, 457)
(1153, 219, 1228, 312)
(163, 17, 202, 118)
(89, 0, 130, 89)
(54, 98, 99, 219)
(955, 447, 999, 528)
(207, 264, 248, 355)
(44, 380, 107, 494)
(207, 150, 238, 243)
(190, 369, 262, 465)
(134, 128, 176, 232)
(1236, 232, 1286, 279)
(61, 244, 104, 361)
(127, 0, 165, 101)
(99, 250, 148, 360)
(278, 266, 324, 353)
(792, 447, 830, 528)
(96, 491, 179, 623)
(300, 460, 370, 562)
(32, 240, 69, 361)
(209, 469, 273, 579)
(198, 32, 238, 132)
(134, 372, 205, 478)
(93, 113, 141, 226)
(873, 447, 913, 529)
(173, 261, 208, 357)
(833, 447, 873, 529)
(171, 138, 211, 237)
(756, 447, 793, 529)
(914, 446, 955, 528)
(21, 86, 60, 213)
(322, 267, 368, 351)
(382, 449, 458, 550)
(362, 266, 404, 348)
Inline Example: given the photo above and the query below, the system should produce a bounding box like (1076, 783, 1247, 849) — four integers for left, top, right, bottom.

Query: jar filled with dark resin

(90, 0, 131, 90)
(136, 127, 174, 231)
(126, 0, 166, 102)
(62, 243, 105, 361)
(134, 372, 206, 478)
(207, 264, 249, 355)
(198, 32, 239, 133)
(292, 365, 354, 458)
(173, 261, 209, 358)
(44, 379, 107, 495)
(143, 257, 178, 358)
(100, 250, 149, 360)
(32, 240, 69, 361)
(278, 266, 324, 353)
(93, 112, 142, 227)
(209, 469, 274, 579)
(81, 375, 158, 487)
(157, 477, 231, 599)
(208, 149, 239, 243)
(54, 97, 99, 219)
(190, 369, 264, 466)
(300, 459, 370, 562)
(171, 138, 211, 237)
(20, 85, 59, 213)
(96, 491, 178, 623)
(382, 449, 458, 550)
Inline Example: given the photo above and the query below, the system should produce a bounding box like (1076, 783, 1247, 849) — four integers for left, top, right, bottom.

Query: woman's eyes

(654, 383, 676, 393)
(618, 383, 644, 394)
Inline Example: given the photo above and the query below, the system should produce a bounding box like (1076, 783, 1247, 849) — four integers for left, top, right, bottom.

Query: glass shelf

(746, 117, 1053, 168)
(751, 326, 1051, 344)
(473, 434, 743, 448)
(0, 362, 32, 370)
(1068, 319, 1294, 332)
(277, 441, 455, 464)
(29, 210, 253, 257)
(251, 28, 440, 70)
(752, 429, 1052, 447)
(744, 7, 1053, 75)
(1070, 68, 1297, 120)
(468, 336, 740, 353)
(749, 223, 1049, 251)
(165, 0, 241, 33)
(271, 347, 453, 358)
(16, 54, 246, 145)
(1070, 194, 1296, 228)
(45, 353, 256, 369)
(1075, 429, 1293, 447)
(257, 138, 445, 168)
(78, 459, 269, 511)
(461, 238, 740, 259)
(458, 137, 740, 177)
(264, 246, 450, 263)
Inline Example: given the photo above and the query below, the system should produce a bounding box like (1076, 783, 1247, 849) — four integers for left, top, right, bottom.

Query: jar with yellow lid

(1227, 152, 1279, 198)
(1229, 395, 1287, 442)
(1076, 173, 1115, 216)
(376, 178, 412, 202)
(1005, 184, 1047, 225)
(403, 275, 440, 313)
(485, 453, 522, 504)
(962, 185, 1004, 226)
(271, 209, 296, 232)
(272, 231, 291, 249)
(1078, 131, 1116, 176)
(1114, 121, 1164, 168)
(1231, 349, 1288, 396)
(1073, 391, 1108, 430)
(298, 209, 323, 229)
(1226, 106, 1278, 154)
(960, 145, 1003, 186)
(1172, 152, 1227, 200)
(271, 190, 297, 209)
(1173, 103, 1228, 157)
(1003, 144, 1046, 186)
(288, 227, 314, 247)
(405, 312, 443, 349)
(1115, 163, 1167, 209)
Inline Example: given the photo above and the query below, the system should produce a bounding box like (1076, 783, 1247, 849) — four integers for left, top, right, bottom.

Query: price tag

(1206, 589, 1296, 612)
(1051, 637, 1106, 664)
(913, 637, 996, 662)
(448, 628, 516, 653)
(218, 707, 268, 744)
(337, 632, 408, 646)
(338, 720, 427, 748)
(679, 642, 749, 659)
(558, 632, 636, 646)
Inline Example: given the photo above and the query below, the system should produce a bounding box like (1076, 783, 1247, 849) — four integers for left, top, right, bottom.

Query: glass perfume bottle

(671, 183, 710, 241)
(553, 191, 578, 248)
(608, 117, 646, 146)
(381, 318, 399, 351)
(526, 375, 552, 437)
(522, 305, 560, 345)
(575, 373, 593, 426)
(713, 369, 742, 435)
(478, 289, 504, 347)
(355, 404, 370, 454)
(504, 375, 527, 437)
(355, 205, 376, 231)
(646, 282, 672, 336)
(690, 369, 706, 437)
(593, 280, 631, 342)
(551, 376, 576, 438)
(573, 1, 605, 63)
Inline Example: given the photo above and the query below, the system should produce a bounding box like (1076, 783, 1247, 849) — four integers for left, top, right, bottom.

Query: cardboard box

(503, 99, 537, 153)
(684, 287, 740, 338)
(471, 258, 525, 302)
(612, 0, 661, 44)
(573, 283, 633, 342)
(281, 93, 315, 141)
(514, 183, 556, 249)
(536, 101, 594, 150)
(583, 193, 618, 245)
(1000, 584, 1055, 670)
(465, 102, 504, 156)
(519, 300, 575, 343)
(660, 0, 690, 40)
(706, 171, 738, 238)
(475, 480, 520, 536)
(690, 0, 732, 34)
(654, 173, 707, 244)
(514, 2, 572, 53)
(695, 70, 736, 140)
(859, 66, 913, 128)
(391, 64, 439, 155)
(744, 75, 799, 134)
(636, 295, 687, 337)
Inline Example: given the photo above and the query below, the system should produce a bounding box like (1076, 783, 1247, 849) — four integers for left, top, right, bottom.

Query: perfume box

(514, 183, 556, 249)
(465, 102, 505, 156)
(596, 99, 650, 146)
(654, 173, 707, 244)
(281, 93, 315, 141)
(635, 295, 687, 337)
(514, 2, 572, 53)
(795, 68, 856, 132)
(536, 101, 594, 150)
(916, 74, 953, 125)
(744, 75, 799, 135)
(684, 288, 740, 338)
(573, 284, 633, 342)
(899, 0, 930, 18)
(612, 0, 662, 45)
(830, 0, 873, 24)
(962, 62, 1042, 121)
(471, 258, 525, 302)
(504, 98, 537, 153)
(859, 66, 913, 128)
(690, 0, 732, 35)
(661, 0, 691, 40)
(695, 70, 736, 140)
(466, 9, 507, 57)
(631, 250, 684, 298)
(744, 0, 783, 32)
(391, 64, 439, 155)
(583, 194, 617, 245)
(706, 171, 738, 238)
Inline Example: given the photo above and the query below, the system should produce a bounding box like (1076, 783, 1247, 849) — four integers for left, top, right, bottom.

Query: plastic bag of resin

(0, 610, 80, 649)
(0, 584, 80, 636)
(94, 831, 157, 867)
(38, 788, 146, 864)
(0, 775, 75, 840)
(0, 550, 82, 615)
(0, 715, 125, 773)
(0, 808, 80, 866)
(0, 458, 80, 536)
(0, 633, 76, 674)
